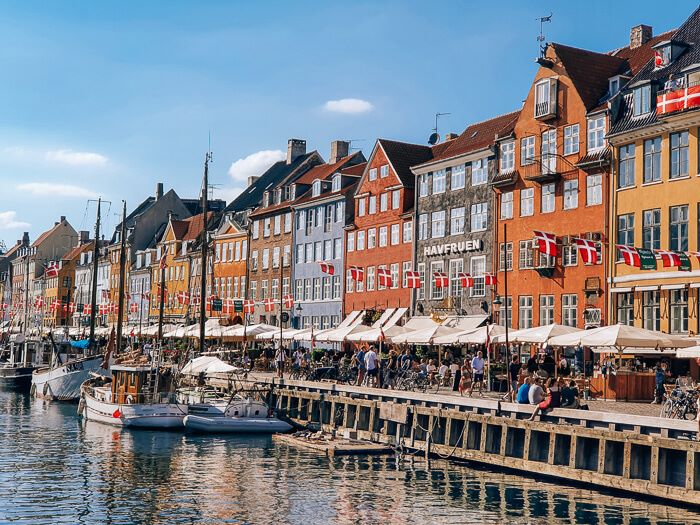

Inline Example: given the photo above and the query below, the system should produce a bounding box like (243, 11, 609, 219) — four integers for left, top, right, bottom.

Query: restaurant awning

(491, 323, 581, 344)
(548, 323, 695, 350)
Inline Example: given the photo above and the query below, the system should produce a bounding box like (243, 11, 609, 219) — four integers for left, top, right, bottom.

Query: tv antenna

(429, 112, 450, 145)
(347, 139, 365, 152)
(537, 13, 552, 58)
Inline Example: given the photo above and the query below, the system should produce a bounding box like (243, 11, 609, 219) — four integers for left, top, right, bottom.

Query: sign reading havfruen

(424, 239, 483, 257)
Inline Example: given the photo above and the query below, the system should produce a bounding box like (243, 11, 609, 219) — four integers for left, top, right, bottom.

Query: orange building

(211, 217, 247, 321)
(43, 242, 92, 328)
(344, 139, 432, 316)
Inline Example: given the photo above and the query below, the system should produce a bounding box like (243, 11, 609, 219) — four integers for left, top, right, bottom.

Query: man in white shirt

(468, 351, 486, 396)
(364, 346, 379, 388)
(275, 345, 286, 379)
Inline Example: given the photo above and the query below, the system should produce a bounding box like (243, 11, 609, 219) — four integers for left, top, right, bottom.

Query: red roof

(62, 242, 93, 262)
(340, 162, 367, 177)
(293, 151, 364, 185)
(610, 30, 676, 76)
(170, 212, 213, 242)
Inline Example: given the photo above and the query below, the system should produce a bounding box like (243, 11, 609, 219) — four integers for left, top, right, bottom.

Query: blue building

(291, 144, 365, 331)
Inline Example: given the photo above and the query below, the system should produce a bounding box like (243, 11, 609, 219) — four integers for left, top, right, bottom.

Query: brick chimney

(329, 140, 350, 164)
(286, 139, 306, 164)
(21, 232, 29, 245)
(79, 231, 90, 244)
(155, 182, 164, 201)
(630, 24, 652, 49)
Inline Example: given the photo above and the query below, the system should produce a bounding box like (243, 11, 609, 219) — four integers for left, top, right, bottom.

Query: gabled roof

(293, 151, 365, 186)
(376, 139, 433, 188)
(3, 241, 25, 259)
(168, 212, 214, 243)
(62, 242, 93, 262)
(31, 220, 67, 248)
(339, 162, 367, 177)
(292, 180, 359, 208)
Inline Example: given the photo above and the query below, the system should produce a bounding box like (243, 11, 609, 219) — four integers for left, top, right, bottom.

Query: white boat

(32, 354, 107, 401)
(183, 396, 292, 434)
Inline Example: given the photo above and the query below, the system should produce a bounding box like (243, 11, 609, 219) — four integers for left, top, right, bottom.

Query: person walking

(275, 345, 286, 379)
(365, 345, 379, 388)
(468, 351, 485, 397)
(504, 354, 521, 402)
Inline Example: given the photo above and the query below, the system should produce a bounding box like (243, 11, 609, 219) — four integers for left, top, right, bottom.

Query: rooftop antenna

(537, 13, 553, 58)
(429, 112, 450, 145)
(347, 139, 366, 152)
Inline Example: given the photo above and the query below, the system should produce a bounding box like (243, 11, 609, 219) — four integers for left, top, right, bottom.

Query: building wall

(211, 225, 248, 320)
(128, 266, 151, 327)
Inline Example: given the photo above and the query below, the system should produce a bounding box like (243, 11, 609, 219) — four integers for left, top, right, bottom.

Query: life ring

(126, 394, 134, 405)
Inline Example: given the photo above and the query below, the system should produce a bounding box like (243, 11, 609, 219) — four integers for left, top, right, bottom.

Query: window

(390, 263, 399, 290)
(564, 124, 579, 155)
(333, 238, 341, 259)
(324, 239, 333, 260)
(470, 203, 487, 232)
(357, 198, 366, 217)
(368, 196, 377, 214)
(250, 281, 257, 301)
(609, 77, 620, 96)
(262, 248, 269, 270)
(563, 179, 578, 210)
(392, 190, 400, 209)
(336, 201, 343, 222)
(391, 224, 400, 245)
(539, 295, 554, 326)
(499, 242, 513, 271)
(541, 129, 556, 174)
(332, 175, 341, 192)
(618, 144, 635, 188)
(615, 292, 634, 326)
(587, 116, 605, 151)
(271, 279, 279, 300)
(450, 207, 465, 235)
(633, 85, 651, 116)
(347, 232, 355, 252)
(534, 78, 555, 117)
(296, 244, 304, 264)
(346, 269, 354, 294)
(403, 222, 412, 243)
(261, 280, 268, 300)
(252, 220, 259, 239)
(333, 275, 341, 299)
(419, 174, 429, 197)
(314, 241, 322, 262)
(379, 226, 388, 247)
(306, 210, 314, 234)
(369, 168, 377, 181)
(366, 266, 375, 291)
(642, 209, 661, 250)
(617, 213, 635, 248)
(296, 211, 305, 230)
(562, 294, 578, 327)
(670, 205, 689, 251)
(518, 296, 533, 329)
(432, 170, 446, 194)
(520, 136, 535, 165)
(642, 291, 660, 331)
(500, 141, 515, 172)
(470, 256, 486, 297)
(304, 243, 313, 263)
(498, 296, 512, 328)
(367, 228, 376, 249)
(272, 246, 280, 268)
(380, 192, 388, 212)
(402, 261, 411, 289)
(356, 231, 365, 250)
(432, 211, 446, 238)
(643, 137, 661, 183)
(324, 205, 333, 232)
(380, 164, 389, 178)
(670, 131, 689, 179)
(449, 259, 464, 297)
(303, 279, 312, 301)
(451, 164, 465, 189)
(670, 289, 688, 334)
(563, 245, 577, 266)
(586, 174, 602, 206)
(263, 218, 271, 237)
(322, 277, 331, 300)
(501, 192, 513, 219)
(541, 183, 555, 213)
(274, 215, 281, 235)
(313, 278, 321, 301)
(251, 250, 259, 271)
(416, 263, 425, 300)
(519, 240, 534, 269)
(520, 188, 534, 216)
(472, 158, 488, 185)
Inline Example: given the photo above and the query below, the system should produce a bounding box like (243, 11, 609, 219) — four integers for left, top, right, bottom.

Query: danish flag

(319, 261, 335, 275)
(34, 297, 44, 309)
(377, 267, 392, 288)
(616, 244, 641, 267)
(159, 246, 168, 270)
(573, 238, 598, 265)
(45, 261, 59, 278)
(142, 292, 151, 301)
(243, 300, 255, 314)
(99, 304, 109, 315)
(484, 273, 497, 286)
(129, 303, 138, 313)
(655, 250, 682, 268)
(457, 272, 473, 288)
(50, 299, 62, 311)
(283, 294, 294, 309)
(263, 298, 275, 312)
(433, 272, 449, 288)
(533, 230, 558, 257)
(68, 302, 76, 313)
(176, 291, 190, 305)
(405, 271, 421, 289)
(83, 304, 92, 315)
(349, 266, 364, 282)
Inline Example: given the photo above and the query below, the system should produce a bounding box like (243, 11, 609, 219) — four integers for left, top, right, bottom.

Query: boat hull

(183, 414, 292, 434)
(82, 391, 186, 429)
(0, 365, 37, 392)
(32, 356, 107, 401)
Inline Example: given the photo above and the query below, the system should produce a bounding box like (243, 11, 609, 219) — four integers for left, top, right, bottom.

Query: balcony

(492, 170, 517, 188)
(657, 80, 700, 116)
(521, 154, 576, 183)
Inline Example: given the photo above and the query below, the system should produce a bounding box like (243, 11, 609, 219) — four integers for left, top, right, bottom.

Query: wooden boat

(32, 354, 106, 401)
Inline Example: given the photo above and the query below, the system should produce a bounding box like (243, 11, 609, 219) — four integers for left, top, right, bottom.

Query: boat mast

(199, 151, 211, 356)
(88, 198, 101, 351)
(21, 245, 30, 365)
(115, 200, 127, 353)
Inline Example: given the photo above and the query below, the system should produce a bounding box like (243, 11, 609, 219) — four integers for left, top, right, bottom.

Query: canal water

(1, 389, 699, 525)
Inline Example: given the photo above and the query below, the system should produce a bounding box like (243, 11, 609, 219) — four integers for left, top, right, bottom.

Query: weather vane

(537, 13, 553, 58)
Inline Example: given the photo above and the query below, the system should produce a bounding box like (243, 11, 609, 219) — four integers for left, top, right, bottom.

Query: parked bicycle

(661, 387, 699, 420)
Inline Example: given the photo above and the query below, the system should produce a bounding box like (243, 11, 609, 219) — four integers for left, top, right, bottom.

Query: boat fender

(43, 382, 49, 397)
(30, 383, 36, 397)
(77, 398, 86, 416)
(126, 394, 134, 405)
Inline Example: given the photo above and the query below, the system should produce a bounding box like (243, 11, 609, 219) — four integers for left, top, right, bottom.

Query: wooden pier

(258, 377, 700, 505)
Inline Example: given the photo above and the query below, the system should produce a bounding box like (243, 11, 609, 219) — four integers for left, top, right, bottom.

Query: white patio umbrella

(255, 328, 303, 341)
(346, 324, 415, 343)
(222, 323, 278, 339)
(491, 323, 581, 344)
(548, 323, 695, 349)
(432, 324, 505, 345)
(391, 325, 464, 345)
(673, 346, 700, 358)
(162, 325, 188, 338)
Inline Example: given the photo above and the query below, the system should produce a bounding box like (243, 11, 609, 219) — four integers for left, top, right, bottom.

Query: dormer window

(655, 45, 672, 69)
(633, 84, 651, 116)
(312, 180, 321, 197)
(289, 184, 296, 200)
(274, 188, 282, 204)
(332, 174, 341, 192)
(263, 191, 270, 207)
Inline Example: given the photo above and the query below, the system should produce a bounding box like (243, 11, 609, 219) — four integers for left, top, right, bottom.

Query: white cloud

(323, 98, 374, 114)
(45, 149, 108, 167)
(17, 182, 98, 199)
(0, 211, 29, 230)
(227, 149, 285, 183)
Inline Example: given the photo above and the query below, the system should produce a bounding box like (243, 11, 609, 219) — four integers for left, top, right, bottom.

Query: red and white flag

(50, 299, 62, 311)
(129, 303, 138, 313)
(83, 304, 92, 315)
(159, 246, 168, 270)
(68, 302, 75, 313)
(34, 297, 44, 309)
(283, 294, 294, 309)
(533, 230, 558, 257)
(319, 261, 335, 275)
(655, 249, 682, 268)
(243, 300, 255, 314)
(142, 292, 151, 301)
(573, 238, 598, 265)
(349, 266, 364, 282)
(377, 267, 392, 288)
(263, 298, 275, 312)
(405, 270, 421, 289)
(616, 244, 640, 267)
(433, 272, 449, 289)
(457, 272, 473, 288)
(176, 291, 190, 305)
(45, 261, 59, 278)
(484, 273, 497, 286)
(99, 304, 109, 315)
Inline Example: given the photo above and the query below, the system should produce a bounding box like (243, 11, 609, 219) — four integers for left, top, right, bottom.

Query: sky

(0, 0, 696, 247)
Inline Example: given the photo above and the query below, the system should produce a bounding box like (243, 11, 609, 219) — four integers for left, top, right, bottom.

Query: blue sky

(0, 0, 696, 246)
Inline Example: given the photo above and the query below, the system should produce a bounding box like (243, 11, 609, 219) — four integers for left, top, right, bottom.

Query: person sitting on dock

(426, 359, 437, 383)
(529, 377, 561, 421)
(516, 376, 531, 404)
(468, 351, 485, 397)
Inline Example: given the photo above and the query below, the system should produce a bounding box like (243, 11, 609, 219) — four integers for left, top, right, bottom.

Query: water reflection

(0, 389, 698, 525)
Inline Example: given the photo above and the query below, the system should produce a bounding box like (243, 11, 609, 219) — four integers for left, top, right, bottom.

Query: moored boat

(183, 396, 292, 434)
(33, 354, 108, 401)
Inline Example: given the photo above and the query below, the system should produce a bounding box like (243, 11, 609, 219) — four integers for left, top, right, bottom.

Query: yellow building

(607, 13, 700, 336)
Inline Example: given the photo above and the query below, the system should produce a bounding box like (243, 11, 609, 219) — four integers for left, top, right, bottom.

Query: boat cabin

(110, 365, 152, 404)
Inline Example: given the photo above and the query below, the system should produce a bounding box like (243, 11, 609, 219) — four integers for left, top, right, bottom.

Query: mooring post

(425, 433, 431, 462)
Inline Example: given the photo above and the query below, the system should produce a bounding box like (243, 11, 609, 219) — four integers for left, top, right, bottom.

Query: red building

(343, 139, 432, 316)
